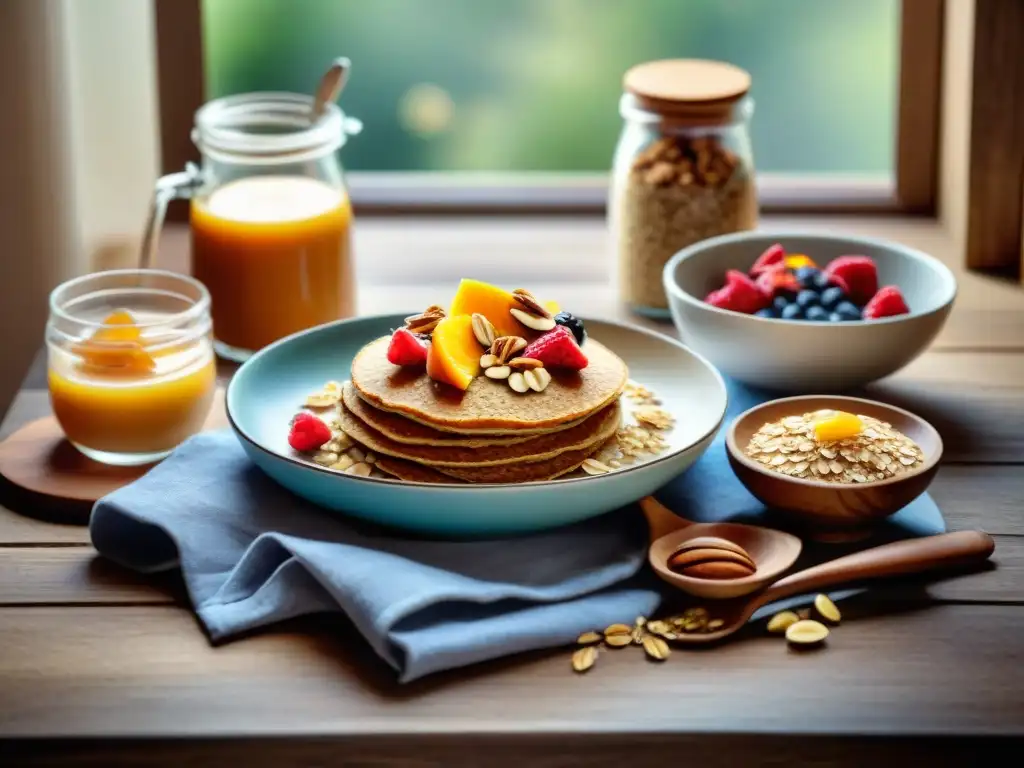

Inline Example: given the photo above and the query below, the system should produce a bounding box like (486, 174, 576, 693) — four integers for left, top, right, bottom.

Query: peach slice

(426, 315, 480, 391)
(92, 309, 142, 343)
(72, 309, 155, 374)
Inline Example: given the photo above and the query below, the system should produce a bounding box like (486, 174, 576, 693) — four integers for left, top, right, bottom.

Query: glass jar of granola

(610, 59, 759, 317)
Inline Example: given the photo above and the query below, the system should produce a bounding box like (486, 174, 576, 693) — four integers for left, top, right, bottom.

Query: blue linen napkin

(89, 379, 943, 682)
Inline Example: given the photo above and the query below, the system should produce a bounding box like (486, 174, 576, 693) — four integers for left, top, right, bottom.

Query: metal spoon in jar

(310, 56, 351, 123)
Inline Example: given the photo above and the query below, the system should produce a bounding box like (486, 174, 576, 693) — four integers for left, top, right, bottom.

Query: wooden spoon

(311, 56, 351, 122)
(642, 496, 803, 599)
(665, 529, 995, 645)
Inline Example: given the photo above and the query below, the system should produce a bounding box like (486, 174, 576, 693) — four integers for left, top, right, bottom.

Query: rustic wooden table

(1, 220, 1023, 765)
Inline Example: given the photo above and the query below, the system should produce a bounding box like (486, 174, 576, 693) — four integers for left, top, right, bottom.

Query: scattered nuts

(571, 645, 598, 673)
(508, 356, 543, 371)
(510, 306, 556, 332)
(642, 634, 670, 661)
(471, 313, 496, 348)
(489, 336, 528, 364)
(484, 365, 511, 380)
(479, 353, 498, 368)
(604, 623, 632, 636)
(577, 631, 602, 645)
(767, 610, 801, 634)
(524, 367, 551, 392)
(785, 619, 829, 647)
(813, 594, 841, 624)
(706, 619, 725, 631)
(507, 371, 530, 393)
(404, 305, 446, 335)
(604, 633, 633, 648)
(511, 288, 553, 319)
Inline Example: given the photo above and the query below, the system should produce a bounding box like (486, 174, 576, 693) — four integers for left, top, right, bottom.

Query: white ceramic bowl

(662, 231, 957, 392)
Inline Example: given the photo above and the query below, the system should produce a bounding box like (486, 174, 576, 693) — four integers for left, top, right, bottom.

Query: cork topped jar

(610, 59, 759, 317)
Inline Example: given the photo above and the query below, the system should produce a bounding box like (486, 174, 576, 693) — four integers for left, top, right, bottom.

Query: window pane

(202, 0, 898, 175)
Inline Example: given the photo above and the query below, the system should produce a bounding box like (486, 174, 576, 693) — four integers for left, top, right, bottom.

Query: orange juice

(190, 175, 354, 355)
(48, 316, 216, 461)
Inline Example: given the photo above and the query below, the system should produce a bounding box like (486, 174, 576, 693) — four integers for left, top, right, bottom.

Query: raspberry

(705, 269, 769, 314)
(522, 326, 588, 370)
(755, 264, 801, 298)
(288, 412, 332, 452)
(749, 243, 785, 278)
(386, 327, 428, 366)
(862, 285, 910, 319)
(824, 255, 878, 306)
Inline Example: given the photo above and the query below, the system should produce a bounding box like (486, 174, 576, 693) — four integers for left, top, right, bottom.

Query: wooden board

(0, 389, 227, 513)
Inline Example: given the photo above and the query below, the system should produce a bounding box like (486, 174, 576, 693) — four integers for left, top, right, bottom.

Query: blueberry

(771, 296, 791, 313)
(553, 311, 586, 345)
(780, 303, 804, 321)
(795, 289, 820, 309)
(794, 266, 820, 288)
(755, 307, 778, 319)
(828, 312, 847, 322)
(820, 286, 846, 310)
(805, 305, 829, 322)
(833, 301, 862, 320)
(811, 271, 833, 291)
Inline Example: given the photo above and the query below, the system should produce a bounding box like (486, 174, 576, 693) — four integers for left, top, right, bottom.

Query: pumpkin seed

(642, 635, 670, 661)
(577, 631, 602, 645)
(604, 623, 632, 636)
(572, 645, 598, 672)
(813, 594, 841, 624)
(766, 610, 801, 634)
(604, 633, 633, 648)
(785, 619, 829, 646)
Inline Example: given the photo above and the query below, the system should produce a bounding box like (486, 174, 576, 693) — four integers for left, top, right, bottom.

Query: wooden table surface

(2, 220, 1024, 766)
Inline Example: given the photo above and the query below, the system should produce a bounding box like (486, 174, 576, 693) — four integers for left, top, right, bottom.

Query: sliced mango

(449, 279, 524, 338)
(813, 411, 863, 442)
(426, 315, 480, 391)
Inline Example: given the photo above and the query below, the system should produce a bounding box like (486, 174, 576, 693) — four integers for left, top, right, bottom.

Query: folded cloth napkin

(90, 379, 944, 682)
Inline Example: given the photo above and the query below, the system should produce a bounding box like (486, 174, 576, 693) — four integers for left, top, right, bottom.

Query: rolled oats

(744, 410, 924, 483)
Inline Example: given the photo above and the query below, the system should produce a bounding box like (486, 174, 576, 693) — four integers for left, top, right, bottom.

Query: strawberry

(749, 243, 785, 278)
(824, 255, 878, 306)
(386, 327, 428, 366)
(755, 264, 800, 298)
(522, 326, 588, 370)
(705, 269, 769, 314)
(288, 412, 332, 452)
(862, 285, 910, 319)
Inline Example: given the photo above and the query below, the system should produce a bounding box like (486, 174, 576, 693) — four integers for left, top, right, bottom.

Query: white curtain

(0, 0, 159, 414)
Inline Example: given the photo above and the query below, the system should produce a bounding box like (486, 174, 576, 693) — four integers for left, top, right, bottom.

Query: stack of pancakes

(340, 335, 630, 483)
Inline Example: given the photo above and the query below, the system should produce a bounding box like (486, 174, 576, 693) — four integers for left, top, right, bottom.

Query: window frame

(154, 0, 943, 218)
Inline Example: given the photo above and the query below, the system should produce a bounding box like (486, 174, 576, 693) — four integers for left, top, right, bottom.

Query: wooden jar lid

(623, 59, 751, 123)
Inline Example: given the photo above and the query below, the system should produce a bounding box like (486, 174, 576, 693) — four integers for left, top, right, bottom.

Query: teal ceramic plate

(226, 315, 728, 537)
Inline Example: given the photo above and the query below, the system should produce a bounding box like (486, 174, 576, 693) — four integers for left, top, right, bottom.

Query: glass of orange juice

(46, 270, 216, 466)
(140, 91, 363, 362)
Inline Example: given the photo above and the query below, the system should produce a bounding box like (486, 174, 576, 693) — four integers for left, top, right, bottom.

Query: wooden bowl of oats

(725, 395, 942, 541)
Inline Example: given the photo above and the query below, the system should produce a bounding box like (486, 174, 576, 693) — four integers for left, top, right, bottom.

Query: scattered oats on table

(744, 409, 925, 483)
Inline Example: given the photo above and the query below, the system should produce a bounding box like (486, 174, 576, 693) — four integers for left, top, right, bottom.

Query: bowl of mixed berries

(662, 232, 957, 391)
